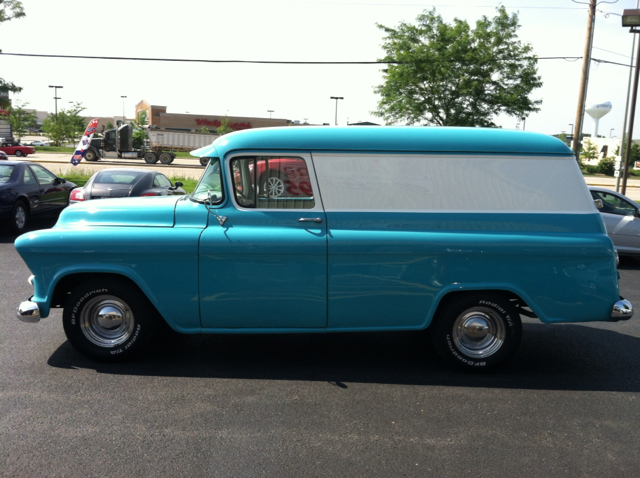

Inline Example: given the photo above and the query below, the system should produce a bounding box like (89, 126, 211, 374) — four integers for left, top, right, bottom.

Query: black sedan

(0, 161, 77, 234)
(69, 168, 185, 203)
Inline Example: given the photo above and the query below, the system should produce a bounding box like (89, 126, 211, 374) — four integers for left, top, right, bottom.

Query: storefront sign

(196, 119, 252, 130)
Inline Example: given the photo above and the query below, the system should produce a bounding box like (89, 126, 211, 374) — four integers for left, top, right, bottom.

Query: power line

(0, 51, 622, 65)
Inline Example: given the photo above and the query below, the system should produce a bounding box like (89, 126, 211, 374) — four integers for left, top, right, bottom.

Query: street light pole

(330, 96, 343, 125)
(48, 85, 63, 116)
(621, 9, 640, 196)
(121, 96, 127, 122)
(267, 110, 274, 119)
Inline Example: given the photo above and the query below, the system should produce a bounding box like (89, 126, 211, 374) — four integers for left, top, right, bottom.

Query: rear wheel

(11, 200, 29, 234)
(143, 152, 158, 164)
(430, 293, 522, 371)
(159, 152, 173, 164)
(63, 279, 169, 361)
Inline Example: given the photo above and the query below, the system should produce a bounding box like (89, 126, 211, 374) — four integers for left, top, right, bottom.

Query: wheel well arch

(431, 289, 534, 325)
(51, 272, 147, 309)
(14, 196, 30, 211)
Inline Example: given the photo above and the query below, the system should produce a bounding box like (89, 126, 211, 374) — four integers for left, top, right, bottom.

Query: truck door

(199, 153, 328, 329)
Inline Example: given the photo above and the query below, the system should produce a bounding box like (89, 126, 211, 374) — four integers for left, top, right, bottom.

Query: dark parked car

(0, 151, 8, 160)
(69, 168, 185, 203)
(0, 161, 77, 234)
(589, 186, 640, 257)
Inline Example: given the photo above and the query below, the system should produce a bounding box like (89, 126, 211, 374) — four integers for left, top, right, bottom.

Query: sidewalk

(583, 176, 640, 201)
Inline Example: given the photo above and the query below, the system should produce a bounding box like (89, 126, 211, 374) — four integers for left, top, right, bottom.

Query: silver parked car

(589, 186, 640, 257)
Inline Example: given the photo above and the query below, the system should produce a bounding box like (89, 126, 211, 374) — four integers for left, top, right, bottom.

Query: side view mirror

(54, 177, 66, 185)
(174, 181, 183, 188)
(594, 199, 603, 209)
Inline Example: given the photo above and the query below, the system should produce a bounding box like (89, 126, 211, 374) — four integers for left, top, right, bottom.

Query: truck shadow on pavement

(47, 322, 640, 392)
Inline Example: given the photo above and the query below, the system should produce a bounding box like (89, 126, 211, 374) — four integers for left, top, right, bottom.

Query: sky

(1, 0, 639, 137)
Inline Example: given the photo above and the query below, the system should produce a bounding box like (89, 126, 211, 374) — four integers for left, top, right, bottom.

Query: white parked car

(29, 140, 50, 147)
(589, 186, 640, 257)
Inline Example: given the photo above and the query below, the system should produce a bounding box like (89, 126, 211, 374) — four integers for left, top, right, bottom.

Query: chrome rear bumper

(611, 298, 633, 321)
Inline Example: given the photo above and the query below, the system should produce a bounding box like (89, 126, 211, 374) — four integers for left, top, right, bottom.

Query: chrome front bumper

(611, 298, 633, 321)
(17, 299, 41, 323)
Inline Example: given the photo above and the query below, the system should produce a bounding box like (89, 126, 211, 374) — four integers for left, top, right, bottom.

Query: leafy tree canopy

(131, 110, 149, 149)
(5, 101, 36, 140)
(41, 103, 86, 146)
(216, 116, 234, 135)
(374, 6, 542, 127)
(0, 1, 26, 108)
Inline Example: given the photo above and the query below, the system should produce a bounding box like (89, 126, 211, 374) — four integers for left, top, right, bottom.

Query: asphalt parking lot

(2, 215, 640, 477)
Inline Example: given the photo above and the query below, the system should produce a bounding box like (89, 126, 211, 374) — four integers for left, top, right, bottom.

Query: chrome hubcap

(266, 176, 285, 197)
(15, 206, 26, 229)
(79, 295, 135, 347)
(452, 307, 505, 358)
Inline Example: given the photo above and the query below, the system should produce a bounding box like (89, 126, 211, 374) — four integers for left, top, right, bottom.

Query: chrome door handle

(298, 217, 323, 223)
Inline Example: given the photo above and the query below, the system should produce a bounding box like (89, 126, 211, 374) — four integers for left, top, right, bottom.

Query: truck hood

(57, 196, 182, 227)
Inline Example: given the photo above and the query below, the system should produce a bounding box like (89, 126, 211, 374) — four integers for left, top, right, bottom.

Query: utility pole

(572, 0, 597, 161)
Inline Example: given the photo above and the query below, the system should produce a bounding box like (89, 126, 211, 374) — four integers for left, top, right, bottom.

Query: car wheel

(63, 279, 169, 361)
(11, 200, 29, 234)
(200, 157, 209, 167)
(260, 172, 288, 198)
(85, 149, 99, 161)
(15, 150, 24, 157)
(430, 293, 522, 371)
(144, 152, 158, 164)
(159, 152, 173, 164)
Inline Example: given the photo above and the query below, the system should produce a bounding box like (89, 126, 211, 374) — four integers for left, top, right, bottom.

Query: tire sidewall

(63, 280, 155, 361)
(431, 294, 522, 371)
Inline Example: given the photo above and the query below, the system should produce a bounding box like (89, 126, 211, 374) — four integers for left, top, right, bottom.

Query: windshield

(191, 157, 223, 203)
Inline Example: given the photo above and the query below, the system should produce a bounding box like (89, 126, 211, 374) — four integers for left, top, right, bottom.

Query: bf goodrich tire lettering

(431, 293, 522, 371)
(62, 279, 166, 361)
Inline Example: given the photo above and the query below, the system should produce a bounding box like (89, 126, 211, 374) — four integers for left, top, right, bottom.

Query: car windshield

(0, 165, 15, 183)
(95, 171, 145, 185)
(191, 158, 223, 203)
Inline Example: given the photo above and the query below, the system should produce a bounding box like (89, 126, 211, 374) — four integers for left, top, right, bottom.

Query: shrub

(597, 157, 616, 176)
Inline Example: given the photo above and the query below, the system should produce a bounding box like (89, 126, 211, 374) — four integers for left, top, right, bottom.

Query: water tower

(585, 101, 612, 138)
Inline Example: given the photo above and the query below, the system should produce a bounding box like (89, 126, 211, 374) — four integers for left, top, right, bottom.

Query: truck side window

(230, 156, 315, 209)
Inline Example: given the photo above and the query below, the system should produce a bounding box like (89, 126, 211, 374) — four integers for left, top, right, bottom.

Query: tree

(131, 110, 148, 149)
(374, 7, 542, 127)
(579, 139, 599, 166)
(41, 103, 86, 146)
(216, 116, 234, 135)
(5, 101, 36, 140)
(0, 2, 26, 108)
(197, 126, 211, 133)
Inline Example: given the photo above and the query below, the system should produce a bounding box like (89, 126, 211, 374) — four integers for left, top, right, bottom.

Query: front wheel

(430, 293, 522, 371)
(15, 150, 24, 157)
(84, 149, 99, 161)
(63, 279, 168, 361)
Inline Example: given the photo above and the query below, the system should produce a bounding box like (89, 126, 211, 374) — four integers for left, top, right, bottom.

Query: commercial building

(134, 100, 290, 132)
